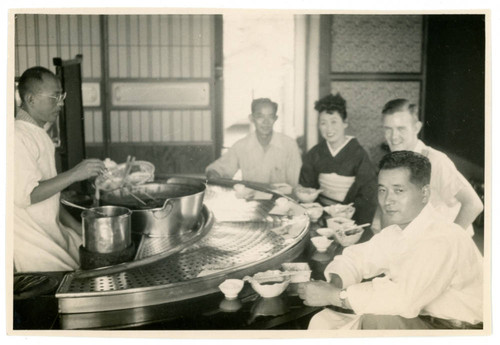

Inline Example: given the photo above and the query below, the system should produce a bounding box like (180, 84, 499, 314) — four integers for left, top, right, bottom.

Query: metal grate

(56, 182, 310, 313)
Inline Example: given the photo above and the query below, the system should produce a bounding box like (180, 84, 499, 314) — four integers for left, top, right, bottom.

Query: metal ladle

(61, 199, 108, 217)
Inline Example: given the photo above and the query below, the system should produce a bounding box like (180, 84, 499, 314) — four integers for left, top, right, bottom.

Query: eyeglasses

(38, 92, 67, 104)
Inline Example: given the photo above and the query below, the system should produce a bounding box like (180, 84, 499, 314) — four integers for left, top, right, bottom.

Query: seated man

(375, 99, 483, 236)
(205, 98, 302, 187)
(298, 151, 483, 329)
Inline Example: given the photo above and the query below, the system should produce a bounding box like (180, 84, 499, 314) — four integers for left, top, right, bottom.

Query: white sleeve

(346, 234, 459, 318)
(430, 152, 469, 206)
(14, 130, 42, 208)
(205, 145, 240, 179)
(324, 233, 390, 287)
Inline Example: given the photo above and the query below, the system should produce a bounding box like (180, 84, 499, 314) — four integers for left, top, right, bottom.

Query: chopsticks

(120, 155, 135, 188)
(123, 187, 147, 206)
(343, 223, 371, 235)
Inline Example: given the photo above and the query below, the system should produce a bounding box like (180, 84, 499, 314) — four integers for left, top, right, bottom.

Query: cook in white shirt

(14, 66, 106, 272)
(298, 151, 483, 329)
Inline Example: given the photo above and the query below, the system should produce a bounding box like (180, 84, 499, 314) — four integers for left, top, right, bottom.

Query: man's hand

(69, 159, 106, 183)
(298, 281, 340, 307)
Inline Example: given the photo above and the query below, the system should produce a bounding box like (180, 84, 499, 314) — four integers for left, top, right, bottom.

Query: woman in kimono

(299, 93, 377, 232)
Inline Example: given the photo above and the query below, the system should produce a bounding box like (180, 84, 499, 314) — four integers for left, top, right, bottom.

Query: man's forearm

(454, 185, 484, 229)
(30, 170, 75, 204)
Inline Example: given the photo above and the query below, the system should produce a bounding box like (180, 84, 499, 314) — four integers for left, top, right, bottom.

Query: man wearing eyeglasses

(205, 98, 302, 187)
(14, 66, 106, 272)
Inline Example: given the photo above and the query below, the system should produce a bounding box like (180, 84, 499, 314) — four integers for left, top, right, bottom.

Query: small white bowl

(306, 207, 324, 222)
(332, 227, 365, 247)
(294, 186, 322, 203)
(246, 270, 291, 298)
(326, 217, 356, 231)
(316, 227, 336, 238)
(218, 279, 244, 300)
(311, 236, 333, 252)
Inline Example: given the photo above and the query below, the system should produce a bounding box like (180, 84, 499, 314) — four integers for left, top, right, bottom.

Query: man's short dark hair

(379, 151, 431, 187)
(251, 98, 278, 114)
(381, 98, 419, 121)
(314, 93, 347, 120)
(17, 66, 56, 103)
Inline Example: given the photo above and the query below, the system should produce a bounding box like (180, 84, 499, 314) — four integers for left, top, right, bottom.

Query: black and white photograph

(3, 1, 494, 341)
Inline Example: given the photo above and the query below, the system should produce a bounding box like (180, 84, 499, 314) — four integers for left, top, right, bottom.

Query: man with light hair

(376, 98, 483, 236)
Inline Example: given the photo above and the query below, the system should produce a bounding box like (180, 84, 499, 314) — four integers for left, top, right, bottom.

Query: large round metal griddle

(56, 180, 310, 314)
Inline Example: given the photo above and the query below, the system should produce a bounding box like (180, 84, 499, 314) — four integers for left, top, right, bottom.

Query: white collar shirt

(324, 203, 483, 324)
(205, 131, 302, 186)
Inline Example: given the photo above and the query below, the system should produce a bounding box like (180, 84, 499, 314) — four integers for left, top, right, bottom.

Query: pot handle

(153, 199, 174, 219)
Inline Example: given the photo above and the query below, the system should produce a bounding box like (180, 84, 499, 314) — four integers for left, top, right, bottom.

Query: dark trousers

(360, 314, 483, 330)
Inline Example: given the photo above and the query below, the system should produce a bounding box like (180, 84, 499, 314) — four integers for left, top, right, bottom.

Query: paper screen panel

(330, 15, 423, 73)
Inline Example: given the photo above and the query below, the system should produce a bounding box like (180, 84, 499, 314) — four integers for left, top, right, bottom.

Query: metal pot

(100, 178, 206, 238)
(82, 206, 132, 253)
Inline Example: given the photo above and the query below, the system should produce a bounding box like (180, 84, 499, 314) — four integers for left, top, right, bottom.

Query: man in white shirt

(375, 98, 483, 236)
(205, 98, 302, 187)
(298, 151, 483, 329)
(14, 66, 105, 272)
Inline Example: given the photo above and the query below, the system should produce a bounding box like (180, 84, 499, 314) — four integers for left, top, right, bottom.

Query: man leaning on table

(298, 151, 483, 330)
(205, 98, 302, 187)
(374, 98, 483, 236)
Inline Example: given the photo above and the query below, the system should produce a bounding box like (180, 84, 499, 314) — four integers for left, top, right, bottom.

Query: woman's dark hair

(379, 151, 431, 187)
(18, 66, 55, 103)
(314, 93, 347, 120)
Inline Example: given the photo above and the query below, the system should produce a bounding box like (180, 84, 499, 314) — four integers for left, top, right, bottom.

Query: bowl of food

(303, 205, 323, 222)
(218, 279, 244, 300)
(294, 185, 322, 203)
(311, 236, 333, 252)
(96, 160, 155, 192)
(326, 216, 356, 231)
(281, 262, 311, 283)
(316, 227, 336, 238)
(244, 270, 290, 298)
(332, 225, 366, 247)
(323, 203, 355, 219)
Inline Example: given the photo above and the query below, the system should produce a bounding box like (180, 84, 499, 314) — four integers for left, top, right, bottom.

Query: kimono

(299, 137, 377, 229)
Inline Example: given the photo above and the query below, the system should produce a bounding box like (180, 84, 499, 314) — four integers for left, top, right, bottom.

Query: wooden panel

(84, 110, 94, 143)
(82, 109, 104, 144)
(111, 81, 210, 107)
(82, 82, 100, 106)
(331, 15, 423, 73)
(93, 110, 103, 143)
(15, 14, 101, 79)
